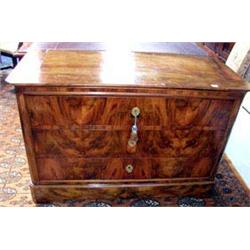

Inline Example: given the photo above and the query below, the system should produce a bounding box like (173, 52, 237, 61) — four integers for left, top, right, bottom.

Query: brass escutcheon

(128, 139, 137, 147)
(125, 164, 134, 173)
(131, 107, 140, 117)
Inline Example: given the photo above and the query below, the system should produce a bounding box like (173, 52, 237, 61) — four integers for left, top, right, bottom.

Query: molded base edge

(30, 181, 214, 204)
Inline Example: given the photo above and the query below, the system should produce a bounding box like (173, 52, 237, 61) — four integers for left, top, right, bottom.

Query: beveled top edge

(6, 50, 250, 92)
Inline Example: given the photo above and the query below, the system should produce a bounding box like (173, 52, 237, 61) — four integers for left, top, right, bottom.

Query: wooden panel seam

(16, 89, 39, 183)
(39, 177, 212, 185)
(22, 91, 240, 100)
(210, 96, 246, 177)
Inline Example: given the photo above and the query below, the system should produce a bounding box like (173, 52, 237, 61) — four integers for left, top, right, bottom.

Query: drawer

(25, 95, 233, 129)
(32, 128, 224, 158)
(26, 96, 168, 128)
(36, 156, 214, 181)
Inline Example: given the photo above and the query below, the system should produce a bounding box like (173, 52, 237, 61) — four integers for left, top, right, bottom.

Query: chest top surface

(6, 50, 250, 91)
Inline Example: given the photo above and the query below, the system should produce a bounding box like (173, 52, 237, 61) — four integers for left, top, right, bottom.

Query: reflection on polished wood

(25, 95, 234, 129)
(28, 42, 208, 56)
(6, 50, 250, 90)
(7, 49, 249, 203)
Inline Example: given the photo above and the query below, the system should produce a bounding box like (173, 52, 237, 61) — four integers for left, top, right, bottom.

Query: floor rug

(0, 81, 249, 207)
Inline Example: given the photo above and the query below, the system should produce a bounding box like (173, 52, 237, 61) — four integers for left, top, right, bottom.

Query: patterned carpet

(0, 78, 249, 207)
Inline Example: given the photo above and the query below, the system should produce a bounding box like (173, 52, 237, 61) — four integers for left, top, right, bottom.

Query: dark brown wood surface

(36, 157, 215, 182)
(8, 49, 249, 203)
(31, 182, 214, 203)
(32, 129, 222, 158)
(25, 95, 234, 129)
(202, 43, 235, 62)
(28, 42, 208, 56)
(16, 85, 245, 201)
(6, 50, 250, 91)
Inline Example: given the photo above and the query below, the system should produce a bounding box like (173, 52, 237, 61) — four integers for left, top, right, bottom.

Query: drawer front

(32, 129, 224, 158)
(25, 95, 233, 129)
(28, 94, 231, 183)
(36, 156, 214, 181)
(26, 96, 168, 128)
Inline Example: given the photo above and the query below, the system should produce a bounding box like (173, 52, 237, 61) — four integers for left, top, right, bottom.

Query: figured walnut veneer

(7, 50, 249, 203)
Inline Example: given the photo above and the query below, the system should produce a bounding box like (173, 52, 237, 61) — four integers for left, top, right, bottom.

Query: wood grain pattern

(28, 42, 208, 56)
(31, 182, 214, 203)
(25, 95, 234, 130)
(36, 157, 214, 181)
(7, 49, 249, 203)
(6, 50, 250, 91)
(15, 93, 39, 184)
(32, 129, 223, 158)
(18, 86, 245, 99)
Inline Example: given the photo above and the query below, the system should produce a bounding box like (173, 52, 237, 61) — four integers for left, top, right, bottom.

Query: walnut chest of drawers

(7, 50, 249, 203)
